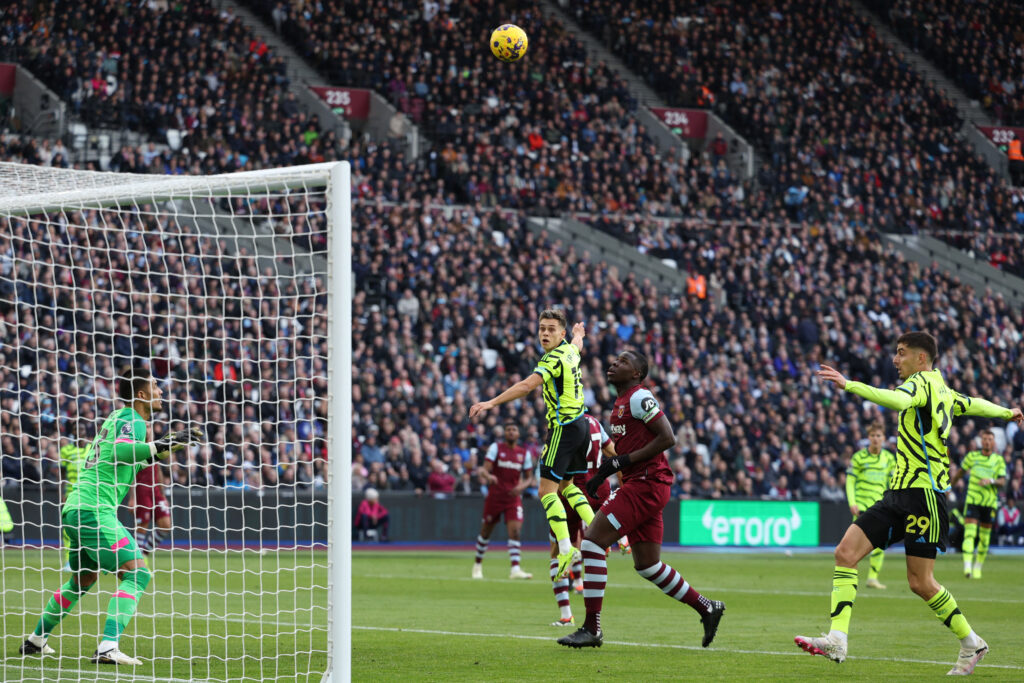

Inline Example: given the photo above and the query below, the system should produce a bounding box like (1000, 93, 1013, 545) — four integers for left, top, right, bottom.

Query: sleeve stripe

(897, 387, 914, 396)
(533, 367, 550, 377)
(114, 438, 136, 444)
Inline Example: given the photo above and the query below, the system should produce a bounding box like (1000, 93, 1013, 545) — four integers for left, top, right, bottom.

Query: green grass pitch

(3, 547, 1022, 681)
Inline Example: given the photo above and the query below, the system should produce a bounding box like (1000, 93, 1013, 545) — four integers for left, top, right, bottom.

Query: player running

(845, 422, 896, 588)
(18, 366, 202, 665)
(557, 350, 725, 649)
(798, 331, 1023, 674)
(472, 422, 535, 580)
(470, 308, 596, 580)
(134, 462, 172, 554)
(949, 430, 1006, 580)
(550, 413, 618, 627)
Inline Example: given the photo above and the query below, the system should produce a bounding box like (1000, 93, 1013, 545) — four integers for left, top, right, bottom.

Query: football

(490, 24, 528, 63)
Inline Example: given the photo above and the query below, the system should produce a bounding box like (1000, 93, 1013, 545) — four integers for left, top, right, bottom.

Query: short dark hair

(896, 331, 938, 363)
(623, 350, 649, 381)
(117, 366, 152, 403)
(979, 429, 994, 438)
(538, 308, 567, 328)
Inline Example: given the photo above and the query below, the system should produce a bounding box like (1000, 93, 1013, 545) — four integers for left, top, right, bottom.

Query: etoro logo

(701, 503, 802, 546)
(680, 500, 819, 546)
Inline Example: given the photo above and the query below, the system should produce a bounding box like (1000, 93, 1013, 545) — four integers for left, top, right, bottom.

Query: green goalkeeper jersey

(845, 369, 1013, 492)
(64, 407, 152, 513)
(845, 447, 896, 509)
(960, 450, 1006, 509)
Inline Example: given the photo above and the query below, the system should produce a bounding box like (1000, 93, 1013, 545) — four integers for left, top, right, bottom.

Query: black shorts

(964, 504, 997, 525)
(854, 488, 949, 559)
(539, 416, 589, 482)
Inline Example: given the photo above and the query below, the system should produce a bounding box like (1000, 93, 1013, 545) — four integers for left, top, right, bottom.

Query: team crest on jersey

(617, 405, 625, 418)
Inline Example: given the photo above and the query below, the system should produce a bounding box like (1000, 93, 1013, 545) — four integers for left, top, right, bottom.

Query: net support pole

(325, 161, 352, 683)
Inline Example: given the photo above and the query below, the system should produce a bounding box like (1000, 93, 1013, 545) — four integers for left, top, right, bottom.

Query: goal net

(0, 162, 351, 682)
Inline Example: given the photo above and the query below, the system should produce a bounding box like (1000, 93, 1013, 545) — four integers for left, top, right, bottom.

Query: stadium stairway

(851, 1, 1009, 179)
(885, 233, 1024, 305)
(540, 0, 755, 182)
(526, 215, 691, 298)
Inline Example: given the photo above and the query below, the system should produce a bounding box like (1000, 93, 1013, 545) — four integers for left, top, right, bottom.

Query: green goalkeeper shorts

(62, 507, 144, 573)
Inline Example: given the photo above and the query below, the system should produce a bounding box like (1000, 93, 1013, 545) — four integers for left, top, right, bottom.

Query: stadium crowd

(569, 0, 1021, 232)
(864, 0, 1024, 126)
(1, 1, 1022, 546)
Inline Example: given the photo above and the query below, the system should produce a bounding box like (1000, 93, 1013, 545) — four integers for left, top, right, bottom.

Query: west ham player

(550, 413, 618, 627)
(134, 461, 172, 554)
(472, 423, 535, 580)
(558, 351, 726, 649)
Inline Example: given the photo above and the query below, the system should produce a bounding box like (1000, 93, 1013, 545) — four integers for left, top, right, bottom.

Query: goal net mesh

(0, 161, 340, 682)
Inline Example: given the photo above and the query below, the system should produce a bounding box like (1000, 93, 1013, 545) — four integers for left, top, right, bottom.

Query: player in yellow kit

(949, 430, 1007, 579)
(845, 423, 896, 588)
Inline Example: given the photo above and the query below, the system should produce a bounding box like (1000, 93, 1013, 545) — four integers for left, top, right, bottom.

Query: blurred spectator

(354, 487, 390, 542)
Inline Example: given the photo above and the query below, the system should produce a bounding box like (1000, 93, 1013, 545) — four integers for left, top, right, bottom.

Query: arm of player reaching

(586, 414, 675, 497)
(469, 373, 543, 419)
(952, 390, 1023, 423)
(817, 364, 923, 411)
(570, 321, 586, 352)
(116, 427, 204, 464)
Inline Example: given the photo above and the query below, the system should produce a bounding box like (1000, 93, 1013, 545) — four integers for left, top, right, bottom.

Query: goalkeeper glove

(586, 453, 631, 498)
(152, 427, 204, 460)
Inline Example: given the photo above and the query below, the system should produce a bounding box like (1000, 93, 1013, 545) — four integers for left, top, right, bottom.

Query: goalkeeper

(18, 366, 203, 666)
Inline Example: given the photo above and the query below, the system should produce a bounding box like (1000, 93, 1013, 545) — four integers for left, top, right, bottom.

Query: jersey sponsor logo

(496, 459, 523, 470)
(641, 397, 658, 414)
(608, 423, 627, 436)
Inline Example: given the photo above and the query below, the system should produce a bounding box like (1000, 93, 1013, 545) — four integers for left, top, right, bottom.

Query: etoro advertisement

(680, 500, 819, 547)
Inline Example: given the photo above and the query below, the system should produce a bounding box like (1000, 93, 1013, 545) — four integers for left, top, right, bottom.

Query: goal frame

(0, 160, 352, 683)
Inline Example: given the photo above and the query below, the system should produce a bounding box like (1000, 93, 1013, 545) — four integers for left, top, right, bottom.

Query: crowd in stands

(864, 0, 1024, 126)
(933, 230, 1024, 281)
(569, 0, 1022, 232)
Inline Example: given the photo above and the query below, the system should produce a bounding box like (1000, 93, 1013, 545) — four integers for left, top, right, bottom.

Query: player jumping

(472, 422, 535, 580)
(18, 366, 202, 665)
(949, 429, 1006, 580)
(470, 308, 596, 580)
(557, 350, 726, 649)
(550, 413, 618, 627)
(797, 331, 1023, 674)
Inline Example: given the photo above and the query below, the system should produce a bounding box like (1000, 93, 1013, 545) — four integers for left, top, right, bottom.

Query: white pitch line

(359, 572, 1024, 605)
(0, 662, 208, 683)
(352, 625, 1024, 671)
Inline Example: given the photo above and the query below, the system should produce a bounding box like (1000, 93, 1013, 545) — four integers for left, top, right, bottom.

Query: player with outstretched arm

(18, 366, 202, 665)
(796, 331, 1023, 675)
(558, 350, 726, 649)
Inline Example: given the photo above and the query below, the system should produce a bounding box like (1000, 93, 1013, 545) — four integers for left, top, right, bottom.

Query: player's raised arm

(952, 391, 1024, 425)
(818, 364, 923, 411)
(570, 321, 586, 352)
(469, 373, 543, 419)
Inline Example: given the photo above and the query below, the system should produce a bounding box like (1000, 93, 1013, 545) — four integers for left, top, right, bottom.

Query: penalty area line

(352, 625, 1024, 671)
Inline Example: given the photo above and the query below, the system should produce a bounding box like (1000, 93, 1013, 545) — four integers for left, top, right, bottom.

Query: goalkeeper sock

(962, 522, 977, 571)
(101, 567, 151, 642)
(540, 493, 571, 554)
(868, 547, 884, 580)
(562, 483, 594, 525)
(927, 586, 971, 639)
(33, 578, 92, 636)
(976, 526, 991, 568)
(829, 566, 858, 635)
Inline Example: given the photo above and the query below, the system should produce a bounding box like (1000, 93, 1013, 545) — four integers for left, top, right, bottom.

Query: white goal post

(0, 161, 351, 682)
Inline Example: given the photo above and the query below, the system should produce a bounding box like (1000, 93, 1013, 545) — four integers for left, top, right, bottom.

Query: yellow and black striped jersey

(532, 340, 585, 428)
(960, 450, 1006, 509)
(845, 448, 896, 509)
(845, 369, 1013, 492)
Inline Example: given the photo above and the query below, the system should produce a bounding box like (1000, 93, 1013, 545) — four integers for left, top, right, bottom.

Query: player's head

(606, 350, 648, 387)
(503, 421, 519, 444)
(537, 308, 567, 352)
(867, 422, 885, 451)
(893, 331, 937, 378)
(118, 365, 161, 416)
(979, 429, 995, 454)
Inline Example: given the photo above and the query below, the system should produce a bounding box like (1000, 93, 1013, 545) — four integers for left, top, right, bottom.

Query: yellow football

(490, 24, 528, 63)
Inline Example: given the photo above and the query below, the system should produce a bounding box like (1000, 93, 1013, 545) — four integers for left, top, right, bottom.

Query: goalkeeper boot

(948, 637, 988, 676)
(555, 549, 578, 581)
(794, 633, 847, 663)
(471, 563, 483, 580)
(700, 600, 726, 647)
(558, 626, 603, 648)
(19, 635, 55, 656)
(509, 567, 533, 580)
(92, 644, 142, 666)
